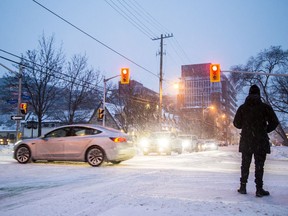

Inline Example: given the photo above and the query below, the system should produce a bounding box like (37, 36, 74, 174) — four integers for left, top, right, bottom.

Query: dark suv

(139, 131, 182, 155)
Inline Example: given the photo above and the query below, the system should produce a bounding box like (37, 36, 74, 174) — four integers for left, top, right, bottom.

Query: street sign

(11, 116, 25, 120)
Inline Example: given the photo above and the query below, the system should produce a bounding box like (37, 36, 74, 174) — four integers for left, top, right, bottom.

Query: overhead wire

(126, 0, 191, 64)
(115, 0, 157, 38)
(104, 0, 155, 39)
(0, 50, 157, 105)
(32, 0, 159, 79)
(32, 0, 191, 91)
(0, 49, 102, 91)
(104, 0, 190, 76)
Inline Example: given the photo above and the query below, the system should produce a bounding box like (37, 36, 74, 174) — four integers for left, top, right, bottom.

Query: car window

(73, 127, 101, 136)
(45, 128, 69, 138)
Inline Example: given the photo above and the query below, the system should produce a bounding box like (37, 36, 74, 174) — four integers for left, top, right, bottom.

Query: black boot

(256, 188, 270, 197)
(238, 183, 247, 194)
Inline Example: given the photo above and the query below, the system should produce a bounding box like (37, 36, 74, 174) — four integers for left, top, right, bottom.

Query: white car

(13, 124, 136, 166)
(138, 132, 182, 155)
(201, 139, 219, 151)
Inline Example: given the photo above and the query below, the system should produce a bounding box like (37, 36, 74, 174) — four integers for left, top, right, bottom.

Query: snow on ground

(0, 144, 287, 216)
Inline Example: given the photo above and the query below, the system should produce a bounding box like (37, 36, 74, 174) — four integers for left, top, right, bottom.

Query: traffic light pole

(16, 66, 23, 140)
(0, 63, 23, 140)
(222, 70, 288, 77)
(102, 75, 120, 127)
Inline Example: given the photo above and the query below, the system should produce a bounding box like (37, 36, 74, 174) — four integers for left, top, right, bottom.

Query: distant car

(218, 140, 228, 147)
(179, 134, 198, 153)
(139, 131, 182, 155)
(201, 139, 219, 151)
(0, 135, 8, 145)
(13, 124, 136, 166)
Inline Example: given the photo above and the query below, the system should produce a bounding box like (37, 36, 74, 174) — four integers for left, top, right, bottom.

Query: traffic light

(97, 108, 104, 121)
(20, 103, 27, 115)
(210, 64, 221, 82)
(120, 68, 130, 84)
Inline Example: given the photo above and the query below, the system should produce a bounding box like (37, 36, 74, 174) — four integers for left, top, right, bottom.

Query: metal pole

(222, 70, 288, 77)
(103, 77, 106, 127)
(152, 33, 173, 129)
(159, 34, 163, 127)
(16, 66, 23, 141)
(0, 63, 23, 140)
(102, 74, 120, 127)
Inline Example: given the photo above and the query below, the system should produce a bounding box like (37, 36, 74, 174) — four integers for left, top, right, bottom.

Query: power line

(128, 0, 170, 34)
(0, 50, 102, 91)
(32, 0, 159, 79)
(104, 0, 155, 39)
(106, 0, 191, 66)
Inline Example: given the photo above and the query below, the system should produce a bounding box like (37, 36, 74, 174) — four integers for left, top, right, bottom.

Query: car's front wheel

(86, 146, 105, 167)
(15, 145, 31, 164)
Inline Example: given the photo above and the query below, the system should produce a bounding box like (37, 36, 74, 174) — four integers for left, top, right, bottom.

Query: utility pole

(152, 33, 173, 127)
(16, 66, 23, 140)
(0, 63, 24, 140)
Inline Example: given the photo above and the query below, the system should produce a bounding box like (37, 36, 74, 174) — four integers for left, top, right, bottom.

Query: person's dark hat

(249, 84, 260, 95)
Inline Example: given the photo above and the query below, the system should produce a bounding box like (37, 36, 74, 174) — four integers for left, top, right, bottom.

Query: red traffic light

(120, 68, 130, 84)
(210, 64, 221, 82)
(20, 102, 28, 115)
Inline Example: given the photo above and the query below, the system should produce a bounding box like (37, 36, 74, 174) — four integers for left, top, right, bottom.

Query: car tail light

(110, 137, 127, 143)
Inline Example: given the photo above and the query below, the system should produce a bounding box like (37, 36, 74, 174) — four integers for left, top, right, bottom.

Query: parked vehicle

(218, 140, 228, 146)
(13, 124, 136, 166)
(179, 134, 198, 153)
(139, 131, 182, 155)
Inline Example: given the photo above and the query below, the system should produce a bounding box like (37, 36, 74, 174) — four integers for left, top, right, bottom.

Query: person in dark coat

(233, 84, 279, 197)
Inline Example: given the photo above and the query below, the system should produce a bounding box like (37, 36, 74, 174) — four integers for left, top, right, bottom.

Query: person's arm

(233, 106, 243, 129)
(266, 105, 279, 133)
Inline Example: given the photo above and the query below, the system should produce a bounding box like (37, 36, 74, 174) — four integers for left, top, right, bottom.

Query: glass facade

(182, 75, 221, 109)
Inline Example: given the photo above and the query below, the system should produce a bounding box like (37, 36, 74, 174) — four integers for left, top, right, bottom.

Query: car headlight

(157, 138, 169, 147)
(139, 138, 150, 147)
(182, 140, 190, 148)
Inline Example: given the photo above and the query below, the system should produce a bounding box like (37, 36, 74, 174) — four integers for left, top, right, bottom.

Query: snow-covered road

(0, 145, 287, 216)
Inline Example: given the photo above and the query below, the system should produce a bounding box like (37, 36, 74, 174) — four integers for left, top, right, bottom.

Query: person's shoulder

(261, 101, 272, 109)
(236, 104, 244, 110)
(260, 101, 274, 112)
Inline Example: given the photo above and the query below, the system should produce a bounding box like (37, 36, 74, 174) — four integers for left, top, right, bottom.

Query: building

(178, 63, 237, 142)
(118, 80, 158, 98)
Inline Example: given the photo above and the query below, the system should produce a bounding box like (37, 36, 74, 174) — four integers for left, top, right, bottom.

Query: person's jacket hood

(244, 94, 262, 106)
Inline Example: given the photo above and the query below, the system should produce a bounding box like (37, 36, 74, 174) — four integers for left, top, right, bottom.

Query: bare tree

(54, 54, 101, 124)
(230, 46, 288, 145)
(21, 34, 65, 136)
(112, 84, 159, 133)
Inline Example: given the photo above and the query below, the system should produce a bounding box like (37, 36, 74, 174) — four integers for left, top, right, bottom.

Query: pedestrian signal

(210, 64, 221, 82)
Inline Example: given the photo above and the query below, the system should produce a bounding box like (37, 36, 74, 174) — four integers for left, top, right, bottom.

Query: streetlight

(102, 74, 120, 127)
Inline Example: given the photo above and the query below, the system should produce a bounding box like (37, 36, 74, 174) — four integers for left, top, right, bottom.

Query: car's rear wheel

(86, 146, 105, 167)
(15, 145, 31, 164)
